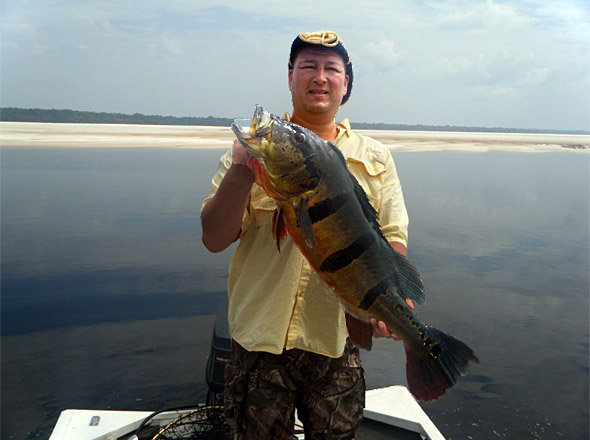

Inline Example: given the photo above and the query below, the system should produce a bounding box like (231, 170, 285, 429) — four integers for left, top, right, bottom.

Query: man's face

(288, 46, 349, 118)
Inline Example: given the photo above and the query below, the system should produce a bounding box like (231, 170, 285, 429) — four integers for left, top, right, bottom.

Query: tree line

(1, 107, 233, 127)
(1, 107, 587, 135)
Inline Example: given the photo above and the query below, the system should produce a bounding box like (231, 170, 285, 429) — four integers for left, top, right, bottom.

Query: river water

(1, 147, 588, 439)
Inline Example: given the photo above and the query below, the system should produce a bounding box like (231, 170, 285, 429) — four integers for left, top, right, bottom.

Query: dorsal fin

(325, 141, 380, 227)
(392, 249, 425, 306)
(322, 141, 425, 305)
(353, 178, 380, 227)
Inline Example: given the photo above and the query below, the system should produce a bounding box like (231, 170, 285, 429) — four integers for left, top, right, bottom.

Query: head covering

(288, 30, 353, 105)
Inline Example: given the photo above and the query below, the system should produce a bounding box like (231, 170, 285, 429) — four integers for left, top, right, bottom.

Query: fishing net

(134, 405, 230, 440)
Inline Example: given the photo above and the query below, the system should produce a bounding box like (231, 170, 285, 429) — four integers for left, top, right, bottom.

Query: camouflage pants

(224, 340, 365, 440)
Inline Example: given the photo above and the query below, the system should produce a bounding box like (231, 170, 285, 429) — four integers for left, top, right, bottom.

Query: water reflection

(1, 147, 588, 439)
(2, 148, 233, 334)
(377, 152, 589, 438)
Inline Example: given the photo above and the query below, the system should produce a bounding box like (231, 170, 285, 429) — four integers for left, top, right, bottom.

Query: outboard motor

(205, 297, 232, 405)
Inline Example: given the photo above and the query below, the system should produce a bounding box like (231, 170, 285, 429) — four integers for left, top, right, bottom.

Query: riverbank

(1, 121, 588, 152)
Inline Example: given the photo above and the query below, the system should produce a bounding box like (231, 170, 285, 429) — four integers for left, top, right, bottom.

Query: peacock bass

(231, 105, 478, 402)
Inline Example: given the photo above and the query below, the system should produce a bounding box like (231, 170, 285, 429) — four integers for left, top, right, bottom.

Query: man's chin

(303, 100, 336, 114)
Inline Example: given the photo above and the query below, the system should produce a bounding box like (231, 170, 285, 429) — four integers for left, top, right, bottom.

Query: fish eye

(294, 132, 305, 143)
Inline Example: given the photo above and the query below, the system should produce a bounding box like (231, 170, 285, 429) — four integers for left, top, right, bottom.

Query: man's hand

(369, 297, 414, 341)
(370, 318, 401, 340)
(232, 138, 250, 165)
(371, 242, 414, 341)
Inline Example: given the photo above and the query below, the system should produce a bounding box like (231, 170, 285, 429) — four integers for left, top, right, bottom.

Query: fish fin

(272, 206, 288, 252)
(392, 250, 426, 306)
(342, 149, 424, 306)
(325, 141, 376, 226)
(352, 178, 380, 226)
(292, 196, 315, 254)
(405, 326, 479, 402)
(345, 313, 373, 351)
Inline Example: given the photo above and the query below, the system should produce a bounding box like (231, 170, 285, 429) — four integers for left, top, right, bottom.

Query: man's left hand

(369, 296, 414, 341)
(370, 318, 401, 340)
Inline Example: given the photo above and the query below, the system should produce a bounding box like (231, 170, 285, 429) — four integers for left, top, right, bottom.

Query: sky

(1, 0, 589, 131)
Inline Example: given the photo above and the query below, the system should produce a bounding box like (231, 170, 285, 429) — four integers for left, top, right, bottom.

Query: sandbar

(1, 121, 588, 153)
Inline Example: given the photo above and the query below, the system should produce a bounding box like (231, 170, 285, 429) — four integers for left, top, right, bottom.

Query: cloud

(519, 67, 549, 87)
(426, 51, 553, 100)
(358, 40, 402, 74)
(436, 0, 535, 31)
(1, 0, 588, 130)
(430, 57, 475, 79)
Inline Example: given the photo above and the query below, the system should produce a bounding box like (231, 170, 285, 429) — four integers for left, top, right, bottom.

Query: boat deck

(49, 386, 444, 440)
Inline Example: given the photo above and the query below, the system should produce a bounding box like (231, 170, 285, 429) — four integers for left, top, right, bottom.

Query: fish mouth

(231, 105, 274, 157)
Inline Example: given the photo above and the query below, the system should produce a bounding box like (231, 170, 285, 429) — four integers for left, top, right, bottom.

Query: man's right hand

(232, 138, 250, 166)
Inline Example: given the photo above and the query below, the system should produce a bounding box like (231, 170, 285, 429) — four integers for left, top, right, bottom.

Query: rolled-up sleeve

(378, 153, 409, 246)
(200, 148, 232, 212)
(200, 148, 253, 238)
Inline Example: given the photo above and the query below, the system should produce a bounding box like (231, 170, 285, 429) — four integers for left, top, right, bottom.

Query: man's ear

(343, 74, 349, 98)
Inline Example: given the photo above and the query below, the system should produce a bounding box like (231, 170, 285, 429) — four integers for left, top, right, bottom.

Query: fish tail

(405, 326, 479, 402)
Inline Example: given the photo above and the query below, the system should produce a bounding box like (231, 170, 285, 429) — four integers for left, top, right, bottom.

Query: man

(201, 30, 410, 439)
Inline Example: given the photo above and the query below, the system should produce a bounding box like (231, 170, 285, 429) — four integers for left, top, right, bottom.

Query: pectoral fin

(292, 196, 315, 254)
(272, 206, 288, 252)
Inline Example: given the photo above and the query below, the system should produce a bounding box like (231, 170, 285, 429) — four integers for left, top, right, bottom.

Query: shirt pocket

(345, 154, 387, 212)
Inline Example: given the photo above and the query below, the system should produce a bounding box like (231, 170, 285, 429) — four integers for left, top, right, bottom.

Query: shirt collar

(334, 118, 351, 144)
(283, 113, 352, 145)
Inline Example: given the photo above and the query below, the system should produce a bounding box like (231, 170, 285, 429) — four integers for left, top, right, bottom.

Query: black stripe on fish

(299, 157, 319, 190)
(307, 193, 350, 224)
(319, 231, 376, 273)
(358, 274, 396, 310)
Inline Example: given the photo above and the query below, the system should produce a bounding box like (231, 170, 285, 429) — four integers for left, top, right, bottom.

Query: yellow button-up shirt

(201, 119, 408, 358)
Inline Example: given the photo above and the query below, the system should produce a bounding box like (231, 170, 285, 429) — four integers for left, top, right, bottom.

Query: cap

(288, 30, 353, 105)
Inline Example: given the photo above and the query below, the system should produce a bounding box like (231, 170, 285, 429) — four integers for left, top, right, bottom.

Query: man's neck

(290, 113, 338, 142)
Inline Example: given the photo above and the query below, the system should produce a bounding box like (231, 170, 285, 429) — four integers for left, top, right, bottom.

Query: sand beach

(1, 121, 588, 152)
